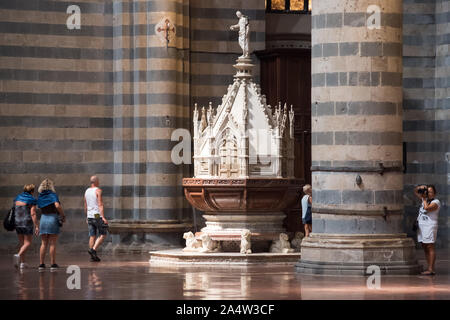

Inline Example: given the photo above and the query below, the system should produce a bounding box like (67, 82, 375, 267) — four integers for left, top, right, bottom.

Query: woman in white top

(414, 185, 440, 275)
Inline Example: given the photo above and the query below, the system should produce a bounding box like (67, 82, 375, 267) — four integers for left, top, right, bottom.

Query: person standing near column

(85, 176, 108, 262)
(414, 185, 440, 275)
(301, 184, 312, 237)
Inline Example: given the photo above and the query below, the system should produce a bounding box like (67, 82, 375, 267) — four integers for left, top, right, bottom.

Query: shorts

(16, 226, 33, 235)
(303, 206, 312, 225)
(40, 213, 60, 235)
(88, 218, 108, 237)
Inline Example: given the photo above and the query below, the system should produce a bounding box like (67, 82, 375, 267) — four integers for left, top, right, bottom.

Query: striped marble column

(109, 0, 192, 251)
(296, 0, 420, 274)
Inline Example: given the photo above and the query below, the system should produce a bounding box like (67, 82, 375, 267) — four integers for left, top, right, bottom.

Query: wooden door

(256, 48, 312, 233)
(256, 48, 311, 183)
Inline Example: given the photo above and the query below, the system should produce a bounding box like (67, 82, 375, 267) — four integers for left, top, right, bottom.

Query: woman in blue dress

(13, 184, 39, 269)
(37, 178, 66, 271)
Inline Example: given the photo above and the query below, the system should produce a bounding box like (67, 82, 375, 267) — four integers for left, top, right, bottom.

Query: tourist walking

(37, 178, 65, 271)
(85, 176, 108, 262)
(301, 184, 312, 237)
(13, 184, 39, 269)
(414, 185, 440, 275)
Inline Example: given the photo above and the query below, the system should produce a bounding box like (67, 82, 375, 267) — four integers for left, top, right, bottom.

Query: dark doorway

(255, 47, 312, 234)
(256, 48, 311, 184)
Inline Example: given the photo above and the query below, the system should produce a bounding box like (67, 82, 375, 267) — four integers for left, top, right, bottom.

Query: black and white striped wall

(0, 0, 193, 251)
(0, 0, 113, 249)
(0, 0, 265, 252)
(0, 0, 447, 251)
(403, 0, 449, 248)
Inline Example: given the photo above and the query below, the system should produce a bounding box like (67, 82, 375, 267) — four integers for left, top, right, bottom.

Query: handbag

(57, 206, 64, 227)
(58, 216, 64, 227)
(3, 206, 16, 231)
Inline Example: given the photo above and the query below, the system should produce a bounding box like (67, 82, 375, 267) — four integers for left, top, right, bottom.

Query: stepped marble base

(149, 249, 300, 266)
(295, 233, 422, 275)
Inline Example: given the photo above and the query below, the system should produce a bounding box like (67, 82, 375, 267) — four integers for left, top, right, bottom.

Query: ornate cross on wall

(156, 18, 175, 48)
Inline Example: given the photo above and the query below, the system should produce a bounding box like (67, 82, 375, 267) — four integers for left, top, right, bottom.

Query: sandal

(420, 270, 436, 276)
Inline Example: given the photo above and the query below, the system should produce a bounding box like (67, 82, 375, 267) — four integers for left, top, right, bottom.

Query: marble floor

(0, 249, 449, 300)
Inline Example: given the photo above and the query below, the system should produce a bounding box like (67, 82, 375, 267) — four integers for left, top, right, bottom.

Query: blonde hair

(303, 184, 312, 194)
(23, 184, 35, 194)
(90, 176, 99, 184)
(38, 178, 55, 193)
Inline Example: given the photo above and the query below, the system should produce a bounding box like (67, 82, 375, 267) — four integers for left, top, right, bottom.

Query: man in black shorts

(84, 176, 108, 262)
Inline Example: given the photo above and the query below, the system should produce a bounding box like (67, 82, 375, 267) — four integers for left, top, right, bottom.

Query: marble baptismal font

(182, 11, 303, 253)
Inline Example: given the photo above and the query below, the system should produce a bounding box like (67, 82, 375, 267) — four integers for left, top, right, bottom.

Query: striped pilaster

(111, 0, 191, 240)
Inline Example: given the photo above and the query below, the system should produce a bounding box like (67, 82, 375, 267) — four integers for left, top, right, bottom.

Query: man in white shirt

(84, 176, 108, 262)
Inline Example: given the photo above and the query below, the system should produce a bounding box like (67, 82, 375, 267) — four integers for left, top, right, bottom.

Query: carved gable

(192, 56, 296, 179)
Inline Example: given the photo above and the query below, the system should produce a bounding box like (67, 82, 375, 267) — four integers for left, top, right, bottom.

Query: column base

(295, 233, 422, 275)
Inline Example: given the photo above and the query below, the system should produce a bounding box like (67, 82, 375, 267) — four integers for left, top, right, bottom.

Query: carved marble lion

(199, 234, 221, 253)
(270, 233, 294, 253)
(182, 231, 201, 252)
(290, 232, 305, 252)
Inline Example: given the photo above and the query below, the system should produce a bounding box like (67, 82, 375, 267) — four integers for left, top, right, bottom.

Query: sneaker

(19, 263, 28, 269)
(38, 264, 46, 272)
(50, 264, 59, 272)
(88, 248, 96, 258)
(88, 248, 101, 262)
(13, 254, 20, 268)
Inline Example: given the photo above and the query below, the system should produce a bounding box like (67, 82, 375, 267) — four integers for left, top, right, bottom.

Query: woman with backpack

(12, 184, 39, 269)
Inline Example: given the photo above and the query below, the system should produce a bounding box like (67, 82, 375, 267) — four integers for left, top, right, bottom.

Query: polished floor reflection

(0, 249, 449, 300)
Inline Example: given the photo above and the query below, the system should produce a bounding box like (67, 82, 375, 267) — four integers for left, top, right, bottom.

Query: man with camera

(413, 185, 440, 275)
